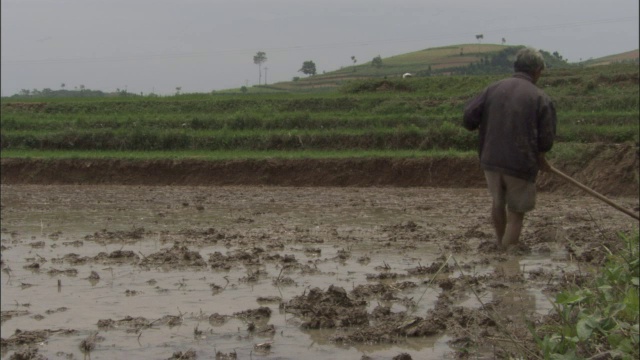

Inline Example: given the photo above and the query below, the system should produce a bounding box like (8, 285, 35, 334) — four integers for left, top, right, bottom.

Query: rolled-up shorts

(484, 171, 536, 213)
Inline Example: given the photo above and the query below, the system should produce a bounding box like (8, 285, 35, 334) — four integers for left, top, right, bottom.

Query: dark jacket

(463, 72, 557, 182)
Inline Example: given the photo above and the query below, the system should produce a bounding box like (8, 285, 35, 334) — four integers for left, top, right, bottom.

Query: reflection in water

(492, 256, 538, 319)
(302, 326, 442, 352)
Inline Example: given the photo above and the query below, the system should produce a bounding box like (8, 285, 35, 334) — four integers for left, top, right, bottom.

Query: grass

(0, 149, 476, 160)
(0, 142, 602, 164)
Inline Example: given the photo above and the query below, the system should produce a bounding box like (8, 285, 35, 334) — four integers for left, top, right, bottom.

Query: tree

(501, 37, 506, 45)
(552, 51, 563, 61)
(298, 61, 317, 76)
(351, 56, 357, 72)
(60, 83, 66, 89)
(371, 55, 383, 68)
(475, 34, 483, 43)
(253, 51, 267, 85)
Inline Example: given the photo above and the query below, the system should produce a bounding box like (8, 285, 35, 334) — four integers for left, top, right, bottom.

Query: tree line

(6, 88, 138, 99)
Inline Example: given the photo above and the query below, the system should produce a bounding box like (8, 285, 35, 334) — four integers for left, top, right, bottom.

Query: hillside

(245, 44, 571, 93)
(580, 49, 640, 66)
(264, 44, 506, 92)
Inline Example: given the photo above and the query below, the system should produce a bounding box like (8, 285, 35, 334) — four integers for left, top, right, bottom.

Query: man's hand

(538, 153, 551, 173)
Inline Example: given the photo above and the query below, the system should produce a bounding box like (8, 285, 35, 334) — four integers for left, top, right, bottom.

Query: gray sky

(1, 0, 638, 95)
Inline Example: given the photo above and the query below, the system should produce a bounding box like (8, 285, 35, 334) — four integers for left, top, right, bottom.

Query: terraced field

(1, 63, 637, 158)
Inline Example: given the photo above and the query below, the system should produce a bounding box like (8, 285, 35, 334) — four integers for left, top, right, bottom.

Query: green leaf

(599, 316, 617, 331)
(599, 285, 614, 302)
(615, 338, 635, 353)
(631, 277, 639, 286)
(606, 302, 626, 317)
(556, 292, 587, 305)
(550, 349, 579, 360)
(577, 317, 597, 340)
(607, 332, 624, 347)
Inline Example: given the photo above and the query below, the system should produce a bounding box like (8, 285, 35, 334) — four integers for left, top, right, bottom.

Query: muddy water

(1, 185, 637, 359)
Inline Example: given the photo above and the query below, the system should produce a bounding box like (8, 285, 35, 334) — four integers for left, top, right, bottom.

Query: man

(463, 47, 557, 250)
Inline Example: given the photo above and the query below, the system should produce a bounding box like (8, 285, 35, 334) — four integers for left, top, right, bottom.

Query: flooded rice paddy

(1, 185, 637, 359)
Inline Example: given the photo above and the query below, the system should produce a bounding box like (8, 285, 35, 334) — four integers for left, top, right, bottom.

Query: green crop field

(1, 59, 638, 161)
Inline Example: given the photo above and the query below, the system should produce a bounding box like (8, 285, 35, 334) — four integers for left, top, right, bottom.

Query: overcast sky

(1, 0, 638, 95)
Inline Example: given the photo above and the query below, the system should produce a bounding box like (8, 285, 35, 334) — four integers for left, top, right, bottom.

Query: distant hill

(262, 43, 569, 93)
(580, 49, 639, 67)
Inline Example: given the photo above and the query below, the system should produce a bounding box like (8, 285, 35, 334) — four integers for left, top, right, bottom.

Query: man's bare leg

(491, 202, 507, 247)
(503, 210, 525, 247)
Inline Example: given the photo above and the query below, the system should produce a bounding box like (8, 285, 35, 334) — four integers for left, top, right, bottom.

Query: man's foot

(504, 242, 531, 255)
(478, 240, 502, 252)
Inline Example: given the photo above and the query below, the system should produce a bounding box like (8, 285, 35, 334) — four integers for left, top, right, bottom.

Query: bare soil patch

(1, 144, 638, 197)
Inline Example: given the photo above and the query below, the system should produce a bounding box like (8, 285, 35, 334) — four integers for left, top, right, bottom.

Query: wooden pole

(548, 165, 639, 221)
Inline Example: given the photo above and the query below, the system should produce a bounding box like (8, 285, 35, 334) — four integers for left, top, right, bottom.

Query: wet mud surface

(1, 185, 638, 359)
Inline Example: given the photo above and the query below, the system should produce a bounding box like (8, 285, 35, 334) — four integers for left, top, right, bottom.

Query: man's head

(514, 47, 546, 83)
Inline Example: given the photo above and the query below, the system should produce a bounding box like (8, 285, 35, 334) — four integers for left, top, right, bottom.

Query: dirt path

(1, 184, 638, 359)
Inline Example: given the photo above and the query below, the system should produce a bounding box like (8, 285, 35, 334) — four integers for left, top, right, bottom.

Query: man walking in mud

(463, 47, 557, 250)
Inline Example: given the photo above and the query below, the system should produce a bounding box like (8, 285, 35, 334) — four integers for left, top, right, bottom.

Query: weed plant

(529, 233, 639, 359)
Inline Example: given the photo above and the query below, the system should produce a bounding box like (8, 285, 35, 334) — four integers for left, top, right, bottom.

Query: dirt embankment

(1, 144, 638, 196)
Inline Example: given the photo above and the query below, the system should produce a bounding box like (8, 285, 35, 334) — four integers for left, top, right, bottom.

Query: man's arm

(537, 96, 557, 152)
(537, 153, 551, 173)
(462, 91, 486, 131)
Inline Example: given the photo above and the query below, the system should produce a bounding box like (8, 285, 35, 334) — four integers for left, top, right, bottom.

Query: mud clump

(141, 243, 206, 268)
(256, 296, 282, 304)
(6, 347, 47, 360)
(392, 353, 413, 360)
(406, 261, 450, 275)
(46, 268, 78, 276)
(215, 350, 237, 359)
(84, 227, 149, 243)
(168, 349, 197, 360)
(208, 313, 229, 326)
(97, 314, 183, 332)
(1, 310, 30, 324)
(233, 307, 272, 321)
(94, 250, 140, 264)
(1, 329, 77, 349)
(97, 316, 150, 332)
(283, 285, 368, 329)
(281, 282, 451, 344)
(208, 248, 265, 270)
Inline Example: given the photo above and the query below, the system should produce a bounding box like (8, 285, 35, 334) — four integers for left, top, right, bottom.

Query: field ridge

(2, 143, 637, 197)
